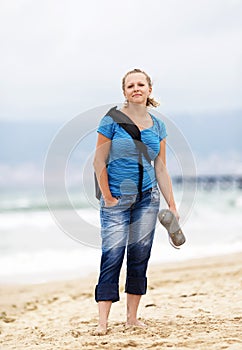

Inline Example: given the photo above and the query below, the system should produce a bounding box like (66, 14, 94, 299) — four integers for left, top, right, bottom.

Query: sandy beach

(0, 253, 241, 350)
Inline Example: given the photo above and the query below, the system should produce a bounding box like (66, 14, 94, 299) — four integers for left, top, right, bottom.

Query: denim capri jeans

(95, 186, 160, 303)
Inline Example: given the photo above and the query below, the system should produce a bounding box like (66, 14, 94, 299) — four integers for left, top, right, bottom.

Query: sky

(0, 0, 242, 121)
(0, 0, 242, 182)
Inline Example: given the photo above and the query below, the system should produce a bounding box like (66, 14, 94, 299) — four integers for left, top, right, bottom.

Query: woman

(93, 68, 178, 335)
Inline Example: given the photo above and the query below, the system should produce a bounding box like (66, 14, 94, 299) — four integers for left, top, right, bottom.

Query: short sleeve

(97, 115, 115, 140)
(156, 118, 167, 141)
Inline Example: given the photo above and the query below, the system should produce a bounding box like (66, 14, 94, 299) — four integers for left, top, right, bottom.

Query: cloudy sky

(1, 0, 242, 121)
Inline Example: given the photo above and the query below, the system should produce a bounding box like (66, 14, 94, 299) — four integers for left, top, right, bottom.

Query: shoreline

(1, 246, 242, 286)
(0, 253, 242, 349)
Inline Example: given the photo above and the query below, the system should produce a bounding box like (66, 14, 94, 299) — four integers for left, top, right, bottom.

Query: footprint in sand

(70, 329, 81, 338)
(24, 302, 38, 311)
(0, 312, 16, 323)
(2, 317, 16, 323)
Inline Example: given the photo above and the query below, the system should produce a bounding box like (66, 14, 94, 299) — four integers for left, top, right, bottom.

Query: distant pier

(172, 175, 242, 191)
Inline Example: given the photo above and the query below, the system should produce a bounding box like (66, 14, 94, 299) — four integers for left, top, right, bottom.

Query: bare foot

(92, 325, 108, 336)
(126, 319, 146, 327)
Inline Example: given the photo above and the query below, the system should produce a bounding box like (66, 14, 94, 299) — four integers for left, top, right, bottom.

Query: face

(123, 72, 152, 106)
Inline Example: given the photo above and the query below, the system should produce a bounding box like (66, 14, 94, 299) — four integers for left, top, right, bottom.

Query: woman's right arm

(93, 133, 118, 206)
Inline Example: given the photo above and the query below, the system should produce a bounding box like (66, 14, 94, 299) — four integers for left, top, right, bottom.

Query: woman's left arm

(154, 138, 179, 220)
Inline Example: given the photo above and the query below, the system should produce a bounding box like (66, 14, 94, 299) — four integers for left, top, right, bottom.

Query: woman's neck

(122, 102, 148, 119)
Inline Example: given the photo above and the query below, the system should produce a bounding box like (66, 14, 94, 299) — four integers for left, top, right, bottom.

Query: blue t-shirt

(97, 112, 167, 196)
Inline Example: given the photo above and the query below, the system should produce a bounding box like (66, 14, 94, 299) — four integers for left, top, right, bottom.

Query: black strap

(106, 106, 152, 197)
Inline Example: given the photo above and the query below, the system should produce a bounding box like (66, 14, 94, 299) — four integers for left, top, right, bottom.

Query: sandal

(158, 209, 186, 249)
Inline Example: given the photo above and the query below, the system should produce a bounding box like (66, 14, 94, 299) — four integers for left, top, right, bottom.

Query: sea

(1, 176, 242, 285)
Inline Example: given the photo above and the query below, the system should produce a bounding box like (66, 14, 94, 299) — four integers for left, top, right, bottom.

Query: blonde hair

(122, 68, 160, 108)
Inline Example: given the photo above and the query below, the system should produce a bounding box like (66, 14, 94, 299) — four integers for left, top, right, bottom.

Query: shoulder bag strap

(106, 106, 152, 196)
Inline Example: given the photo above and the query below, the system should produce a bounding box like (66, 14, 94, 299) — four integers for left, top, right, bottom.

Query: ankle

(98, 321, 108, 329)
(127, 315, 137, 324)
(126, 318, 146, 327)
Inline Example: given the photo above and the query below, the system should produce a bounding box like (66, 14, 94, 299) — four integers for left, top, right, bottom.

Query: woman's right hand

(104, 196, 119, 207)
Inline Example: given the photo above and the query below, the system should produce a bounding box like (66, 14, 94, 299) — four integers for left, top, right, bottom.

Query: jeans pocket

(100, 196, 121, 208)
